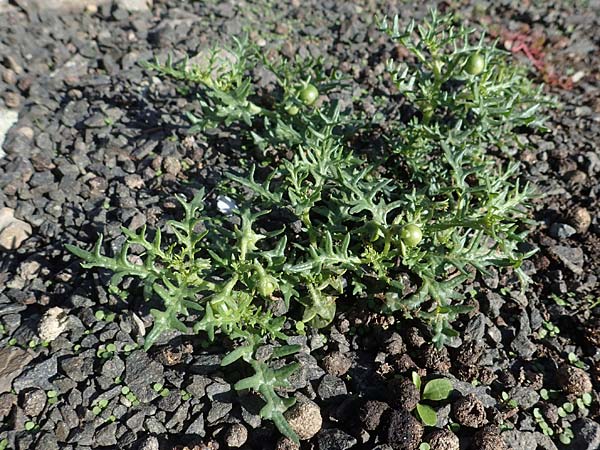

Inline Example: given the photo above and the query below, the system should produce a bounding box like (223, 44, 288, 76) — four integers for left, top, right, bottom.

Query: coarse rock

(34, 432, 59, 450)
(501, 429, 538, 450)
(24, 0, 108, 11)
(0, 208, 32, 250)
(556, 365, 593, 396)
(125, 350, 164, 402)
(223, 423, 248, 448)
(317, 374, 347, 401)
(511, 309, 537, 359)
(471, 427, 507, 450)
(94, 422, 118, 447)
(322, 351, 352, 377)
(549, 222, 576, 238)
(60, 355, 94, 382)
(163, 155, 182, 176)
(0, 347, 33, 393)
(384, 332, 406, 355)
(571, 418, 600, 450)
(0, 108, 18, 159)
(117, 0, 152, 12)
(452, 394, 486, 428)
(359, 400, 389, 431)
(137, 436, 159, 450)
(382, 408, 424, 450)
(284, 399, 322, 440)
(420, 345, 451, 372)
(426, 428, 459, 450)
(387, 377, 420, 411)
(567, 206, 592, 234)
(275, 437, 300, 450)
(12, 355, 57, 391)
(21, 388, 46, 417)
(37, 307, 69, 342)
(0, 392, 16, 419)
(549, 245, 584, 275)
(508, 385, 540, 409)
(317, 428, 357, 450)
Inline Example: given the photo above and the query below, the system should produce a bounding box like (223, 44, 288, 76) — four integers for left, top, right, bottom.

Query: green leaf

(422, 378, 453, 401)
(412, 371, 422, 392)
(221, 345, 253, 366)
(272, 411, 300, 444)
(416, 403, 437, 426)
(272, 344, 302, 359)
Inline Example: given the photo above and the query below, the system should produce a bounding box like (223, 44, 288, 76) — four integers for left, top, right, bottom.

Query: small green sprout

(412, 372, 453, 426)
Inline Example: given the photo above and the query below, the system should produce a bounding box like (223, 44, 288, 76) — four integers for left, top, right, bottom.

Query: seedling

(411, 372, 453, 426)
(47, 390, 58, 405)
(533, 407, 553, 436)
(538, 321, 560, 339)
(567, 352, 588, 370)
(501, 391, 518, 409)
(152, 383, 170, 398)
(92, 398, 109, 415)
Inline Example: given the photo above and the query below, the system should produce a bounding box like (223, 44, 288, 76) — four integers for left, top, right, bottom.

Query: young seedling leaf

(416, 403, 438, 427)
(422, 378, 453, 401)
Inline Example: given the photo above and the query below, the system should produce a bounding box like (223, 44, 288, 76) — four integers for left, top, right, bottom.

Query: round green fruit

(299, 84, 319, 105)
(285, 104, 299, 116)
(400, 224, 423, 247)
(465, 53, 485, 75)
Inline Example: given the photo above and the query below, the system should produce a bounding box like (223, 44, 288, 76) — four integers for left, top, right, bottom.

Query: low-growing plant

(68, 9, 550, 442)
(411, 372, 453, 426)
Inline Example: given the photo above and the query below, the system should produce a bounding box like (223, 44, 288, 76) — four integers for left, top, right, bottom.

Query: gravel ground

(0, 0, 599, 449)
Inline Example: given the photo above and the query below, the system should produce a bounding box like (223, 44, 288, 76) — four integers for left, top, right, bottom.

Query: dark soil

(0, 0, 599, 449)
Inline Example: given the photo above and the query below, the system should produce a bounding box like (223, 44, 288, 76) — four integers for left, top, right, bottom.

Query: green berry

(465, 53, 485, 75)
(299, 84, 319, 105)
(400, 224, 423, 247)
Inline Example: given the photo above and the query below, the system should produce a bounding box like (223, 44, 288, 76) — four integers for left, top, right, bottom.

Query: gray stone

(94, 422, 118, 447)
(0, 347, 33, 393)
(125, 351, 164, 403)
(145, 416, 167, 434)
(117, 0, 152, 12)
(0, 208, 32, 250)
(502, 430, 537, 450)
(571, 418, 600, 450)
(549, 222, 577, 239)
(509, 386, 540, 409)
(206, 380, 231, 400)
(550, 245, 584, 275)
(137, 436, 159, 450)
(13, 355, 57, 392)
(317, 428, 357, 450)
(21, 388, 46, 416)
(35, 432, 60, 450)
(60, 356, 93, 382)
(206, 400, 231, 423)
(186, 413, 206, 435)
(533, 432, 558, 450)
(443, 375, 496, 408)
(464, 313, 486, 342)
(185, 375, 211, 398)
(317, 375, 347, 401)
(0, 108, 18, 159)
(511, 310, 537, 359)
